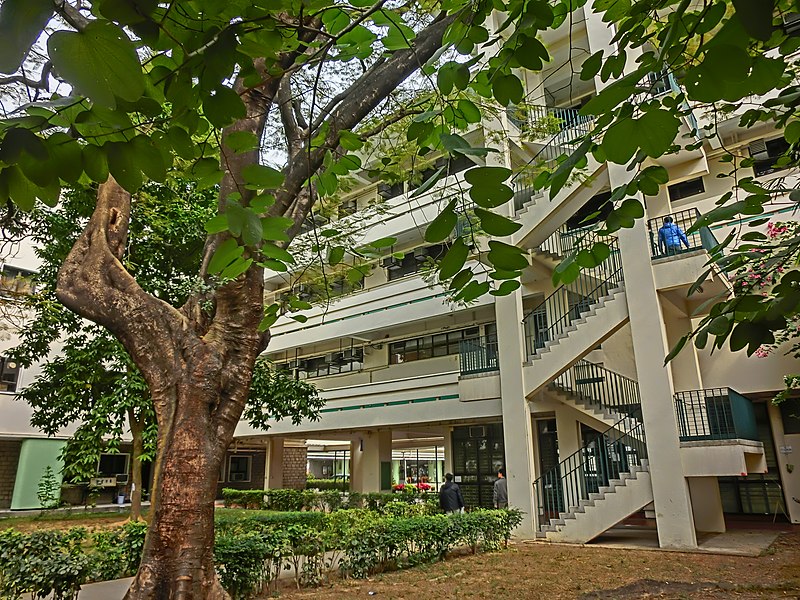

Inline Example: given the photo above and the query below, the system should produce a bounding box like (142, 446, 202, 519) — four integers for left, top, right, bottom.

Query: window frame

(228, 455, 252, 483)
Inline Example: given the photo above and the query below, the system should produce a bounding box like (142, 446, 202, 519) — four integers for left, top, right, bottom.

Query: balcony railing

(674, 388, 759, 442)
(459, 336, 499, 376)
(646, 208, 719, 260)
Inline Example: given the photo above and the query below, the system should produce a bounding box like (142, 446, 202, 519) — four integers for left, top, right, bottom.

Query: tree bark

(128, 408, 144, 522)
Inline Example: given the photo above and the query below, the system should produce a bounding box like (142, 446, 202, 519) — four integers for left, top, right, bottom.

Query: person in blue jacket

(657, 216, 690, 256)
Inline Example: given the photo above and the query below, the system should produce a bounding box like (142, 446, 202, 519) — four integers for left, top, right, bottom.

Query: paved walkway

(588, 526, 782, 556)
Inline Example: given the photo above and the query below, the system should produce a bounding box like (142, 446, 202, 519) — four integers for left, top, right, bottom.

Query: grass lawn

(0, 509, 136, 532)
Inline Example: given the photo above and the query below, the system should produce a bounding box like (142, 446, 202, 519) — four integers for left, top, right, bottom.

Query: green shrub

(221, 489, 265, 509)
(0, 528, 92, 600)
(90, 520, 148, 580)
(215, 509, 326, 534)
(305, 478, 349, 491)
(214, 528, 287, 600)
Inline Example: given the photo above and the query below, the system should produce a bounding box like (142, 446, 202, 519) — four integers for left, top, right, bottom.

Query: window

(0, 265, 36, 297)
(98, 453, 129, 477)
(779, 398, 800, 435)
(277, 348, 364, 380)
(228, 455, 252, 482)
(385, 244, 446, 281)
(751, 137, 791, 177)
(389, 327, 479, 364)
(0, 356, 21, 392)
(668, 177, 705, 201)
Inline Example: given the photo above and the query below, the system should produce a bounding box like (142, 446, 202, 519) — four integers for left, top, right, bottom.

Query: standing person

(439, 473, 465, 514)
(657, 215, 691, 256)
(493, 467, 508, 509)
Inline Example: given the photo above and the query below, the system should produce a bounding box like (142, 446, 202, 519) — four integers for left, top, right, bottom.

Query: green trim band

(319, 393, 459, 414)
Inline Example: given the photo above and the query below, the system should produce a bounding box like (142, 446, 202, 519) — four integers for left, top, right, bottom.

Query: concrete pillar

(688, 477, 726, 533)
(264, 437, 284, 489)
(496, 290, 539, 536)
(350, 430, 392, 493)
(663, 307, 703, 391)
(443, 426, 454, 476)
(555, 404, 583, 511)
(617, 208, 697, 549)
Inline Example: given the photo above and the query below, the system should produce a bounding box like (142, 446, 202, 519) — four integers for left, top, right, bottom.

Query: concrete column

(555, 404, 583, 511)
(350, 430, 392, 493)
(688, 477, 726, 533)
(264, 437, 284, 489)
(663, 307, 703, 391)
(496, 289, 539, 536)
(443, 426, 454, 475)
(617, 204, 697, 549)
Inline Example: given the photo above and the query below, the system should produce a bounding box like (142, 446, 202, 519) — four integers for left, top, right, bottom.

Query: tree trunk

(128, 409, 144, 522)
(124, 381, 229, 600)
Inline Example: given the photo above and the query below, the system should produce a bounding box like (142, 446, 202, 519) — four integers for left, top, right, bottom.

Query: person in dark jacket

(657, 216, 690, 256)
(439, 473, 465, 514)
(493, 467, 508, 509)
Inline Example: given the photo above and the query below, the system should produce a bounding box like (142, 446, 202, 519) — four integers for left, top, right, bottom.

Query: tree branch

(0, 62, 53, 90)
(52, 0, 90, 31)
(274, 12, 458, 217)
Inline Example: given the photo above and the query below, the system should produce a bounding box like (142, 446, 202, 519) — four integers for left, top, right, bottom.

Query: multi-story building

(233, 7, 800, 549)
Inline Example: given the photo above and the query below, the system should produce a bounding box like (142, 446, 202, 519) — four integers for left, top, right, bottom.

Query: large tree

(3, 0, 800, 596)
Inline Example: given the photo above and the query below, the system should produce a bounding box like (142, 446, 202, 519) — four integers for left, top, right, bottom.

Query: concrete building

(233, 5, 800, 548)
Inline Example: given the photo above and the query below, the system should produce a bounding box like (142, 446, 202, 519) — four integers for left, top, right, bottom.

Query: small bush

(221, 489, 265, 509)
(90, 520, 148, 580)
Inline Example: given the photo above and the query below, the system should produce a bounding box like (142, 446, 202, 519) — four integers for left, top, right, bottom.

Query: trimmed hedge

(222, 487, 439, 514)
(305, 478, 349, 491)
(0, 508, 522, 600)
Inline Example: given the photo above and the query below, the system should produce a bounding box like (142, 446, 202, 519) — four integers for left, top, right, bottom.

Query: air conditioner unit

(414, 247, 429, 262)
(116, 474, 129, 484)
(328, 352, 346, 366)
(783, 12, 800, 36)
(469, 426, 486, 439)
(382, 256, 402, 270)
(297, 284, 313, 301)
(341, 348, 359, 361)
(749, 140, 768, 161)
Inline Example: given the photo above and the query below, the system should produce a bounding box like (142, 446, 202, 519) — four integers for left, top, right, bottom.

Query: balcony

(646, 208, 719, 260)
(458, 336, 499, 376)
(674, 388, 759, 442)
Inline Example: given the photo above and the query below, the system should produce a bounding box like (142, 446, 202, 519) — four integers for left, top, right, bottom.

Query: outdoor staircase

(534, 414, 652, 543)
(545, 360, 642, 437)
(513, 159, 608, 249)
(521, 244, 630, 397)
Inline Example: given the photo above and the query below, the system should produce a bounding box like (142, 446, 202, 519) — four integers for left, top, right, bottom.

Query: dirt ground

(276, 530, 800, 599)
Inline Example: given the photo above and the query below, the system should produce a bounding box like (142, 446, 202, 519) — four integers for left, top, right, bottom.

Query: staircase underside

(523, 288, 629, 398)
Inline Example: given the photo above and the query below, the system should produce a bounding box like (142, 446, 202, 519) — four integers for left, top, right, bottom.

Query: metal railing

(533, 412, 648, 522)
(646, 208, 719, 260)
(512, 105, 596, 213)
(538, 225, 617, 260)
(459, 336, 499, 375)
(552, 360, 641, 420)
(522, 240, 624, 357)
(674, 388, 760, 442)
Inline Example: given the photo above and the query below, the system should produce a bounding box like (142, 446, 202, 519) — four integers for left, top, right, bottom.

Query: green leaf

(580, 50, 603, 81)
(602, 117, 638, 164)
(439, 238, 469, 280)
(457, 99, 481, 124)
(220, 257, 253, 280)
(425, 201, 457, 242)
(106, 142, 143, 192)
(261, 242, 294, 264)
(242, 164, 285, 190)
(224, 131, 259, 154)
(339, 130, 363, 151)
(664, 334, 688, 364)
(208, 238, 244, 275)
(450, 268, 473, 290)
(82, 144, 109, 183)
(0, 0, 53, 74)
(456, 280, 490, 302)
(205, 214, 229, 234)
(731, 0, 774, 42)
(474, 207, 521, 236)
(168, 126, 195, 160)
(490, 280, 521, 296)
(637, 110, 680, 158)
(328, 246, 345, 266)
(203, 86, 247, 129)
(48, 21, 145, 108)
(131, 135, 167, 182)
(369, 237, 397, 249)
(785, 121, 800, 145)
(492, 73, 524, 106)
(410, 166, 446, 198)
(487, 240, 528, 271)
